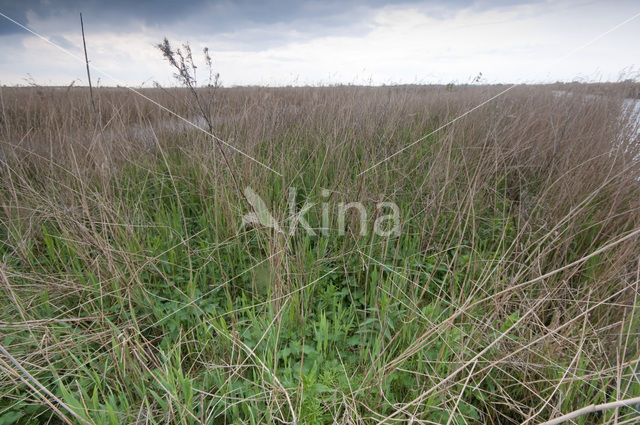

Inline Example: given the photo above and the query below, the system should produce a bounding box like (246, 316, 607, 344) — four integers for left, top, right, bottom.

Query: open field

(0, 82, 639, 424)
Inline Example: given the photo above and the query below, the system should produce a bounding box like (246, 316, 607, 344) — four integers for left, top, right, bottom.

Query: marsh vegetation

(0, 81, 639, 424)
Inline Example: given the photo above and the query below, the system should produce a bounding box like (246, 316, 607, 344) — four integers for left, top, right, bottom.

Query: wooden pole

(80, 13, 97, 116)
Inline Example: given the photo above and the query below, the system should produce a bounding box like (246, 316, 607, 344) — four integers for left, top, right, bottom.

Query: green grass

(1, 84, 639, 424)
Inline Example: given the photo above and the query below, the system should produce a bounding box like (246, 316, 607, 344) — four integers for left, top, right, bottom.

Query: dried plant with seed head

(156, 38, 274, 257)
(157, 38, 243, 193)
(203, 46, 220, 89)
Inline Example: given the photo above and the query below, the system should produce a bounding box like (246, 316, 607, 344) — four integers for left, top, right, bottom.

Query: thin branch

(535, 396, 640, 425)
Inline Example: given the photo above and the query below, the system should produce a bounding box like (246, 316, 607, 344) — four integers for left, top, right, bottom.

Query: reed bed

(0, 81, 639, 424)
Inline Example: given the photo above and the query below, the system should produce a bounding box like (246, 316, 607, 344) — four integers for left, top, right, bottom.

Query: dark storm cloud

(0, 0, 536, 37)
(0, 0, 205, 34)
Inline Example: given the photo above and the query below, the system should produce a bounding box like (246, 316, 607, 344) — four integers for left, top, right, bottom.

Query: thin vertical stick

(80, 13, 97, 116)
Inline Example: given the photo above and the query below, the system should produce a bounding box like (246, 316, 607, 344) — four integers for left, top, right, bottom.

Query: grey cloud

(48, 34, 76, 50)
(0, 0, 541, 57)
(0, 0, 205, 34)
(0, 0, 440, 53)
(0, 0, 533, 36)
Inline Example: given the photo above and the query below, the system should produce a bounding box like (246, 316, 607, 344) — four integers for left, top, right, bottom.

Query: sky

(0, 0, 638, 87)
